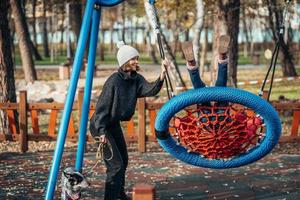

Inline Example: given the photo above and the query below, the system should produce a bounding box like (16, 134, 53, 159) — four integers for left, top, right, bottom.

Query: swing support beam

(44, 0, 124, 199)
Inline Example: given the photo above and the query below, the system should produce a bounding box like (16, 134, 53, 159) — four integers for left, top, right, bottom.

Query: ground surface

(2, 64, 299, 199)
(0, 142, 299, 200)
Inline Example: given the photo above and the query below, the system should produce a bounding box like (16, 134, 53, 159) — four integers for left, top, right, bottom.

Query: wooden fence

(0, 90, 300, 153)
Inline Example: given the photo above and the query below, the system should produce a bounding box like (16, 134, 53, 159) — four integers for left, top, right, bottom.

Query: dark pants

(188, 63, 228, 107)
(188, 62, 228, 88)
(103, 123, 128, 200)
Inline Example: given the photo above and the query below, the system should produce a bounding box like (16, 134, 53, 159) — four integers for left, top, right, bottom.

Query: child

(90, 41, 169, 200)
(182, 35, 230, 89)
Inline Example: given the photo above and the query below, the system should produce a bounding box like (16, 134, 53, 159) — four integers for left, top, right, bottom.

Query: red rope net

(172, 103, 264, 159)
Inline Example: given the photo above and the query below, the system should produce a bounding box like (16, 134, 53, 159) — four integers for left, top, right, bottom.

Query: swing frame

(45, 1, 124, 199)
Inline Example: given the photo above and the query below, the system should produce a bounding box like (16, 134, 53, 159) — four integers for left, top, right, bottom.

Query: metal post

(75, 4, 101, 172)
(44, 0, 96, 199)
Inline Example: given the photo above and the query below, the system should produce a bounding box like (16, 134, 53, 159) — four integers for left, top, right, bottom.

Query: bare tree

(10, 0, 37, 82)
(192, 0, 204, 68)
(0, 0, 17, 134)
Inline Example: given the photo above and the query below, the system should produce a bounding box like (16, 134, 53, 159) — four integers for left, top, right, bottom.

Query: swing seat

(173, 104, 263, 159)
(155, 87, 281, 169)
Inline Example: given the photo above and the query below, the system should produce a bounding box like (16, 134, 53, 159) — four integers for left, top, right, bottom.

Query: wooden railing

(0, 90, 300, 152)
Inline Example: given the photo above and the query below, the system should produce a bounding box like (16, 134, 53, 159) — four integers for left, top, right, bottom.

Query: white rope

(144, 1, 160, 34)
(85, 137, 113, 175)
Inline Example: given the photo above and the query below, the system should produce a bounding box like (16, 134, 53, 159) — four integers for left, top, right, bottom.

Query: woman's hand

(99, 135, 107, 144)
(160, 59, 170, 80)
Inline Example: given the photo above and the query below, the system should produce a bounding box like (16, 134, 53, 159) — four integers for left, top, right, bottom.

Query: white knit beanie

(117, 41, 139, 67)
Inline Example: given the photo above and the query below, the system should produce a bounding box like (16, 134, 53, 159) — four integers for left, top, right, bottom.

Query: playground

(0, 142, 300, 199)
(1, 0, 300, 199)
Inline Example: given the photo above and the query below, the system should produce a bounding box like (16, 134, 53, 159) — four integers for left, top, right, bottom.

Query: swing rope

(146, 0, 174, 99)
(84, 137, 114, 176)
(259, 0, 292, 101)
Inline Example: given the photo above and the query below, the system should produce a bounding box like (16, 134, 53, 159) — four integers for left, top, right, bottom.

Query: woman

(90, 41, 169, 200)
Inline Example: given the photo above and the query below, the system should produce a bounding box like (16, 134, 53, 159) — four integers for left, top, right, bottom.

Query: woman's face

(124, 56, 139, 71)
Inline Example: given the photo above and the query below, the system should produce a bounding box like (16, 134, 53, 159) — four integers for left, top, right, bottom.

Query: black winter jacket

(90, 68, 163, 137)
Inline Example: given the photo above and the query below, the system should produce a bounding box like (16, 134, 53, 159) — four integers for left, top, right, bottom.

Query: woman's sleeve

(136, 74, 164, 97)
(90, 81, 114, 137)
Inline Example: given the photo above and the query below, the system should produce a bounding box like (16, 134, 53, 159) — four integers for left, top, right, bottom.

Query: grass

(14, 50, 275, 66)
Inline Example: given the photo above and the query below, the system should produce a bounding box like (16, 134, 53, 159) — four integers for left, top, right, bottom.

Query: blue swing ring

(97, 0, 123, 7)
(155, 87, 281, 169)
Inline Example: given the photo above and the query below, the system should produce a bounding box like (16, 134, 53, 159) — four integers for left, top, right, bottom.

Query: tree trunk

(110, 27, 114, 53)
(121, 4, 126, 42)
(10, 0, 37, 82)
(278, 37, 297, 76)
(70, 1, 82, 42)
(200, 27, 208, 77)
(130, 21, 134, 46)
(192, 0, 204, 68)
(226, 0, 240, 87)
(42, 0, 50, 57)
(31, 0, 37, 46)
(100, 24, 105, 61)
(23, 0, 42, 61)
(266, 0, 297, 77)
(66, 3, 74, 60)
(241, 4, 250, 58)
(29, 39, 43, 60)
(0, 0, 17, 134)
(172, 33, 179, 56)
(213, 0, 240, 87)
(145, 22, 158, 64)
(211, 1, 228, 85)
(60, 5, 65, 56)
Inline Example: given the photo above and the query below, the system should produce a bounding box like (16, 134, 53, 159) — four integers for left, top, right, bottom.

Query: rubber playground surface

(0, 143, 299, 200)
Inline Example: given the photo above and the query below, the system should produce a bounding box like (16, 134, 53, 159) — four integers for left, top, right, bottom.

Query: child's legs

(215, 62, 228, 87)
(188, 68, 206, 89)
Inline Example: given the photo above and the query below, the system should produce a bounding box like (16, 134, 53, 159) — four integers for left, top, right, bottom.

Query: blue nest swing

(148, 0, 285, 170)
